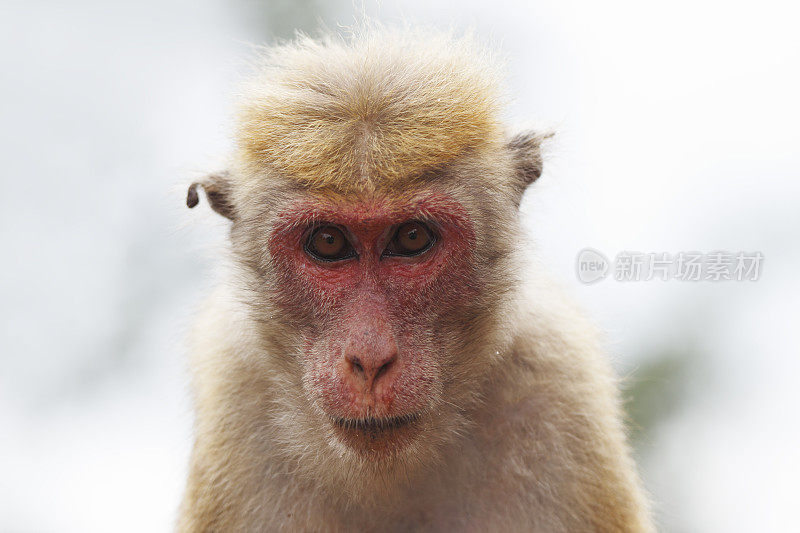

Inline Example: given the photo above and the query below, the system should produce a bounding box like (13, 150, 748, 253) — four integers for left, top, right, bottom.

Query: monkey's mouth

(330, 414, 422, 455)
(332, 413, 419, 432)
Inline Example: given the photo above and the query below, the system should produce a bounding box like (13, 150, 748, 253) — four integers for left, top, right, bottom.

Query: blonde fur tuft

(237, 28, 505, 192)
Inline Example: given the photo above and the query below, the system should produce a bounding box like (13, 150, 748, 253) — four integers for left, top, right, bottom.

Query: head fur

(236, 28, 508, 193)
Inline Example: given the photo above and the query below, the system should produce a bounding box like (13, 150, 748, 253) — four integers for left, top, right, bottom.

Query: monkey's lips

(330, 413, 422, 456)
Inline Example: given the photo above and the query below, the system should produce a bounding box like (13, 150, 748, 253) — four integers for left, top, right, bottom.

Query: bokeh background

(1, 1, 798, 531)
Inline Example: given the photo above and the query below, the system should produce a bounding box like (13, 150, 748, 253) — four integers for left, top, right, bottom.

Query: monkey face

(190, 130, 542, 465)
(263, 189, 481, 456)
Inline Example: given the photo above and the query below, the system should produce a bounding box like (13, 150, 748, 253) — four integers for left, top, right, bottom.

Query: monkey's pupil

(407, 230, 418, 240)
(324, 234, 335, 244)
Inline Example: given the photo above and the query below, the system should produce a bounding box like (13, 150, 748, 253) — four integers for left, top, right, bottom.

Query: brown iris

(305, 225, 354, 261)
(385, 221, 435, 257)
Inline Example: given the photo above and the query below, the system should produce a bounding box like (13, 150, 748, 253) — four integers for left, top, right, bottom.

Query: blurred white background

(1, 1, 798, 531)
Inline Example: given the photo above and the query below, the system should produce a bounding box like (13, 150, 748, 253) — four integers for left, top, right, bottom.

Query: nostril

(374, 359, 393, 382)
(344, 349, 397, 390)
(348, 356, 364, 376)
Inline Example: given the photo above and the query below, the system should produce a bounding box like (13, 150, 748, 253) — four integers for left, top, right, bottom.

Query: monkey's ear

(186, 171, 236, 221)
(507, 131, 550, 206)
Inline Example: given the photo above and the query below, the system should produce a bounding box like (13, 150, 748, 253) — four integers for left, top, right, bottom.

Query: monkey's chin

(330, 414, 422, 458)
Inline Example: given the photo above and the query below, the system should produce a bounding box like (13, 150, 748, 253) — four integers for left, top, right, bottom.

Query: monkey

(179, 28, 654, 532)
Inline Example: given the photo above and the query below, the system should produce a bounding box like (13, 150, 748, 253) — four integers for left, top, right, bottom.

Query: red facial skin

(267, 191, 477, 453)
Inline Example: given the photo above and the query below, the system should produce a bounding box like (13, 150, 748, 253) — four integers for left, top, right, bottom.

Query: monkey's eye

(384, 221, 436, 257)
(305, 225, 355, 262)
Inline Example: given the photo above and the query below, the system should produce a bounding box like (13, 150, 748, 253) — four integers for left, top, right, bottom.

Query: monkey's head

(188, 31, 545, 484)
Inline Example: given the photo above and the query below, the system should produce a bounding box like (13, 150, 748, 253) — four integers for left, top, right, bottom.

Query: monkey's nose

(344, 348, 397, 392)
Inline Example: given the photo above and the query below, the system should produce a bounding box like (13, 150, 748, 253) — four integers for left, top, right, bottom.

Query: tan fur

(236, 29, 504, 193)
(180, 28, 653, 532)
